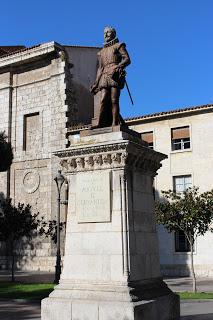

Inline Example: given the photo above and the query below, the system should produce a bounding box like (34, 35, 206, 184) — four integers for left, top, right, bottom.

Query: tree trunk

(190, 241, 197, 293)
(11, 242, 15, 282)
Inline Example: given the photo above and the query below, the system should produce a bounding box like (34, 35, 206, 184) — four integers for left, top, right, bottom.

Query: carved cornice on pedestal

(54, 140, 167, 176)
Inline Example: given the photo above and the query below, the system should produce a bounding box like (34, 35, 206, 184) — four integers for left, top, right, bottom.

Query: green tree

(0, 198, 41, 282)
(39, 220, 66, 244)
(155, 187, 213, 292)
(0, 132, 13, 172)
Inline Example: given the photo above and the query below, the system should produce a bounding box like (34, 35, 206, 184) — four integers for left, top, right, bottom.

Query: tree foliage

(155, 187, 213, 241)
(39, 220, 66, 244)
(0, 196, 66, 282)
(155, 187, 213, 292)
(0, 132, 13, 172)
(0, 198, 41, 281)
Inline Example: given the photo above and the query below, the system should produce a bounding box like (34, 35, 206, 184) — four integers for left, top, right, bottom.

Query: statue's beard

(104, 37, 119, 47)
(105, 36, 114, 43)
(104, 33, 117, 43)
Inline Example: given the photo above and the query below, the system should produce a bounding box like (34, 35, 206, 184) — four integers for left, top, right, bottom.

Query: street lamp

(54, 170, 65, 284)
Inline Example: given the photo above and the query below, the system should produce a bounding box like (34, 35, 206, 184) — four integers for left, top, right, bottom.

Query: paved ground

(181, 300, 213, 319)
(0, 298, 213, 320)
(1, 272, 213, 319)
(0, 299, 41, 320)
(0, 271, 54, 283)
(164, 277, 213, 293)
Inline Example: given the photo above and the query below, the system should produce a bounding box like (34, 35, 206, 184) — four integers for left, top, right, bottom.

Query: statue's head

(104, 26, 116, 43)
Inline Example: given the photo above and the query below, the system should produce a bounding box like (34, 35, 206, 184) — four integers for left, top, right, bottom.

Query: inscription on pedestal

(76, 171, 111, 223)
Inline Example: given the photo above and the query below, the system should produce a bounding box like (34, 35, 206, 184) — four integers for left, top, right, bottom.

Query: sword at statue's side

(125, 79, 134, 106)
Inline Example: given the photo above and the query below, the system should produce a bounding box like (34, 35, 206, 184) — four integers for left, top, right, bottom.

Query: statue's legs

(97, 87, 120, 127)
(111, 87, 120, 126)
(97, 88, 111, 127)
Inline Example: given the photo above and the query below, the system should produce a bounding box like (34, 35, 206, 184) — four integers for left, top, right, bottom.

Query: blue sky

(1, 0, 213, 118)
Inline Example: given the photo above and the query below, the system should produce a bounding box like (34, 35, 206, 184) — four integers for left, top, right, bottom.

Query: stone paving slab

(0, 299, 213, 320)
(0, 299, 41, 320)
(180, 300, 213, 319)
(0, 271, 54, 283)
(165, 277, 213, 293)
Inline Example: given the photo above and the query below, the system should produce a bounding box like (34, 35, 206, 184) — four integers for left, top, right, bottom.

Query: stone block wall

(0, 72, 10, 196)
(0, 42, 98, 271)
(0, 46, 67, 270)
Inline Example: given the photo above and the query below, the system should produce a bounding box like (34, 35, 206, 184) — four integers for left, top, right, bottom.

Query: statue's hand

(114, 66, 126, 77)
(90, 84, 99, 95)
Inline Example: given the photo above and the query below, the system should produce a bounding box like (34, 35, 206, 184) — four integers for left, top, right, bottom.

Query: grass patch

(1, 283, 213, 301)
(177, 292, 213, 299)
(0, 282, 54, 300)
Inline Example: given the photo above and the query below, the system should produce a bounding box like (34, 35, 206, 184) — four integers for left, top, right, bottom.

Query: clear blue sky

(1, 0, 213, 118)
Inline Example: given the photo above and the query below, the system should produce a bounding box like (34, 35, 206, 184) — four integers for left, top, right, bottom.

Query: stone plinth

(41, 128, 180, 320)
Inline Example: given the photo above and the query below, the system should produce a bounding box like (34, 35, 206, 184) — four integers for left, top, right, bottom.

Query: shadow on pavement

(169, 281, 191, 286)
(181, 314, 213, 320)
(0, 300, 41, 320)
(0, 272, 54, 283)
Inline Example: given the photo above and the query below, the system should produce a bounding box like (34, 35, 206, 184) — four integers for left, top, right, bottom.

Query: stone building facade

(0, 42, 99, 270)
(0, 41, 212, 276)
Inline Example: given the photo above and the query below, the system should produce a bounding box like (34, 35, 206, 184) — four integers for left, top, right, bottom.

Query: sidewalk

(0, 298, 213, 320)
(0, 270, 54, 283)
(164, 277, 213, 293)
(0, 299, 41, 320)
(181, 300, 213, 319)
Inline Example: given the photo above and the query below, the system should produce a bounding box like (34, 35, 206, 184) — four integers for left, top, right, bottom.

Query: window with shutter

(171, 126, 190, 151)
(141, 131, 154, 149)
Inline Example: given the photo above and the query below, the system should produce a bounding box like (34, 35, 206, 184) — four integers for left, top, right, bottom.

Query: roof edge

(125, 104, 213, 124)
(0, 41, 63, 68)
(63, 45, 101, 49)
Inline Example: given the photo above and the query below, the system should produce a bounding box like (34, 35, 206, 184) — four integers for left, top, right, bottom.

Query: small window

(175, 230, 190, 252)
(173, 175, 192, 193)
(141, 131, 153, 149)
(171, 126, 190, 151)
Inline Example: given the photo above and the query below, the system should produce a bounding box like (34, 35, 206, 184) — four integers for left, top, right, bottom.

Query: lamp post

(54, 170, 65, 284)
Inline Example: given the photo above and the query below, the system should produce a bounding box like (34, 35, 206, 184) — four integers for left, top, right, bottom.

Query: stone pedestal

(41, 128, 180, 320)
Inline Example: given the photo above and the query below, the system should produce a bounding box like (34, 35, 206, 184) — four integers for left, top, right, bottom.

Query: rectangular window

(171, 126, 190, 151)
(23, 113, 40, 151)
(173, 175, 192, 252)
(173, 175, 192, 193)
(141, 131, 153, 149)
(175, 230, 190, 252)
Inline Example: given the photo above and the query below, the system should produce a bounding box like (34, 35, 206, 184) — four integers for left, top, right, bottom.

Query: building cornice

(0, 41, 63, 68)
(126, 104, 213, 125)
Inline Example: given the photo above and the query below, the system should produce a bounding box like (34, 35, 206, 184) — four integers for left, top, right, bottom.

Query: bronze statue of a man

(91, 27, 131, 128)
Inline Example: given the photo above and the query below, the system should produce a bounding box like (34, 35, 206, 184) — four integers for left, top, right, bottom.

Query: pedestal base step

(41, 293, 180, 320)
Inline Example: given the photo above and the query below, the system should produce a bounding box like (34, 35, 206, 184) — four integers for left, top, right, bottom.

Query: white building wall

(131, 110, 213, 276)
